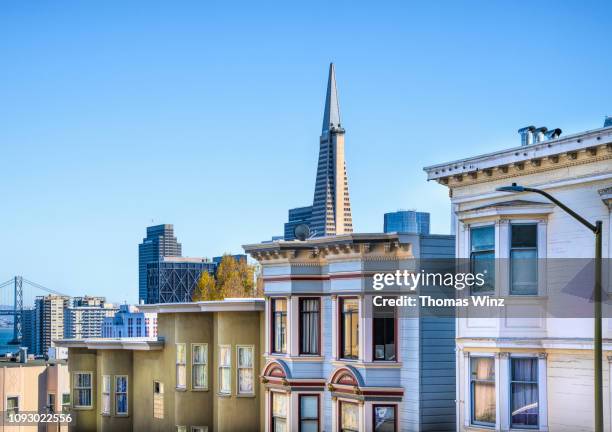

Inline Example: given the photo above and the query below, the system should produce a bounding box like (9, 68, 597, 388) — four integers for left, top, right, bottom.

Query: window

(101, 375, 111, 414)
(510, 224, 538, 295)
(340, 298, 359, 360)
(271, 392, 287, 432)
(191, 427, 208, 432)
(373, 304, 395, 361)
(61, 393, 70, 413)
(6, 396, 19, 416)
(237, 345, 254, 395)
(115, 375, 128, 415)
(373, 405, 396, 432)
(176, 343, 186, 389)
(47, 393, 56, 414)
(153, 381, 164, 419)
(470, 357, 495, 426)
(74, 372, 92, 408)
(470, 226, 495, 294)
(219, 345, 231, 394)
(511, 358, 538, 428)
(339, 401, 359, 432)
(176, 427, 187, 432)
(192, 344, 208, 390)
(299, 298, 320, 355)
(272, 298, 287, 353)
(299, 394, 319, 432)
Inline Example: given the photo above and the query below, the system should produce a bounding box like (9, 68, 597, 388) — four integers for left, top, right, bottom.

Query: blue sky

(1, 1, 611, 304)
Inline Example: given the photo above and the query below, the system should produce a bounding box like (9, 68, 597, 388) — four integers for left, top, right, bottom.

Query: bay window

(271, 391, 287, 432)
(510, 224, 538, 295)
(101, 375, 111, 414)
(299, 298, 320, 355)
(470, 226, 495, 294)
(339, 401, 359, 432)
(192, 343, 208, 390)
(470, 357, 495, 426)
(373, 405, 396, 432)
(219, 345, 231, 394)
(73, 372, 92, 408)
(272, 299, 287, 354)
(510, 358, 538, 428)
(115, 375, 128, 415)
(299, 394, 319, 432)
(176, 343, 186, 389)
(340, 298, 359, 360)
(373, 303, 395, 361)
(237, 345, 254, 395)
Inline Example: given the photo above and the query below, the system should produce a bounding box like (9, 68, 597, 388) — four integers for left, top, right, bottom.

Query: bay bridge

(0, 276, 69, 346)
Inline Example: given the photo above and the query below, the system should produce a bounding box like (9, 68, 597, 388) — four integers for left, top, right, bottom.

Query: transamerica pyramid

(284, 64, 354, 239)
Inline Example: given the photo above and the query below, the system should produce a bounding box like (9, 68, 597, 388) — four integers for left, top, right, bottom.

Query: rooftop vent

(518, 125, 562, 145)
(605, 116, 612, 128)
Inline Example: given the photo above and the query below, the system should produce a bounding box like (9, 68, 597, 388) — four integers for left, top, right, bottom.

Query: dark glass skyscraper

(138, 224, 182, 303)
(383, 210, 430, 235)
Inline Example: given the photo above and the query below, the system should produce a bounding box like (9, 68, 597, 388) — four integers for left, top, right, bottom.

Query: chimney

(518, 126, 536, 146)
(545, 128, 562, 140)
(534, 127, 548, 143)
(605, 116, 612, 128)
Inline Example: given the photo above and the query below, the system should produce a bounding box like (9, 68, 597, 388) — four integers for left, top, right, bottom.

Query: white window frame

(101, 375, 111, 415)
(73, 371, 93, 409)
(236, 345, 255, 395)
(176, 343, 187, 390)
(115, 375, 128, 416)
(218, 344, 232, 395)
(6, 395, 19, 416)
(191, 343, 208, 390)
(465, 353, 497, 429)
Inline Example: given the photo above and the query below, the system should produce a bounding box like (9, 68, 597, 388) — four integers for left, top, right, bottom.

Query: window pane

(341, 402, 359, 431)
(471, 251, 495, 294)
(238, 347, 253, 367)
(300, 395, 317, 418)
(116, 377, 127, 393)
(102, 375, 111, 393)
(471, 358, 495, 425)
(238, 369, 253, 394)
(300, 299, 320, 354)
(220, 346, 231, 366)
(374, 406, 396, 432)
(116, 394, 127, 414)
(373, 305, 395, 361)
(193, 364, 206, 388)
(511, 358, 539, 427)
(176, 344, 186, 363)
(471, 226, 495, 251)
(193, 344, 207, 363)
(510, 250, 538, 294)
(220, 368, 231, 393)
(511, 224, 537, 248)
(300, 421, 318, 432)
(272, 392, 287, 417)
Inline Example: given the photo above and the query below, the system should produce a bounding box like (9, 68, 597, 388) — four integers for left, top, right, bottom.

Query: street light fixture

(497, 182, 603, 432)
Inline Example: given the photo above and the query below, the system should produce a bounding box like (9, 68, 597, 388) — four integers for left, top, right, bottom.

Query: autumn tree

(192, 270, 219, 301)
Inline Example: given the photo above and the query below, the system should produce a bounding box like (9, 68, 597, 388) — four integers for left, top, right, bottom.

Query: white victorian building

(424, 120, 612, 431)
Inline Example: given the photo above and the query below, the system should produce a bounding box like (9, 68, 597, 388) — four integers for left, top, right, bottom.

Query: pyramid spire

(322, 63, 341, 133)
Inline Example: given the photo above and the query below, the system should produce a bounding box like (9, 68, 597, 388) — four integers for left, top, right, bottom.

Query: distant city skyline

(2, 1, 611, 303)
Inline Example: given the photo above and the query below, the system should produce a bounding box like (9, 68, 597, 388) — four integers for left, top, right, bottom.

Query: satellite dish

(294, 224, 311, 241)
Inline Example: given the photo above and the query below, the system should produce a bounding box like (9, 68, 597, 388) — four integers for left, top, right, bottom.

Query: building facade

(383, 210, 430, 235)
(284, 63, 354, 239)
(56, 299, 264, 432)
(0, 357, 70, 432)
(244, 232, 456, 432)
(146, 257, 217, 304)
(35, 295, 71, 357)
(138, 224, 182, 303)
(424, 120, 612, 431)
(64, 304, 117, 339)
(102, 304, 157, 338)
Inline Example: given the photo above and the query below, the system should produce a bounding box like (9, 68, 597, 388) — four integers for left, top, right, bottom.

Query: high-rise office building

(34, 295, 71, 356)
(102, 304, 157, 338)
(284, 206, 313, 240)
(383, 210, 431, 234)
(21, 307, 37, 355)
(284, 64, 354, 239)
(138, 224, 182, 303)
(146, 257, 216, 304)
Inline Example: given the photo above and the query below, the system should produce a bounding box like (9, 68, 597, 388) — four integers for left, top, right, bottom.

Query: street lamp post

(497, 183, 603, 432)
